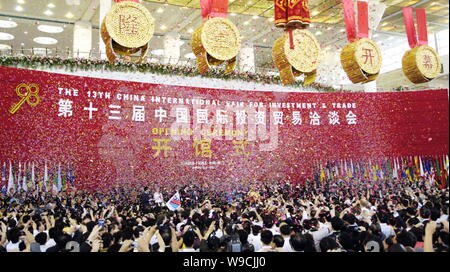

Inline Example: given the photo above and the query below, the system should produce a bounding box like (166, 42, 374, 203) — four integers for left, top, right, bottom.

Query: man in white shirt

(307, 219, 331, 252)
(279, 223, 293, 252)
(248, 225, 262, 252)
(257, 230, 275, 252)
(5, 228, 22, 252)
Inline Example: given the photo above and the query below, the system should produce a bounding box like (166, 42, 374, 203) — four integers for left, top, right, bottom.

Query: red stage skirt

(275, 0, 311, 28)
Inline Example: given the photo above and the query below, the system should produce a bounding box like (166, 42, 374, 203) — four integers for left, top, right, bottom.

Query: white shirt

(179, 248, 198, 252)
(44, 238, 56, 250)
(380, 223, 395, 238)
(6, 242, 20, 252)
(153, 192, 163, 203)
(176, 220, 187, 233)
(257, 245, 273, 252)
(437, 214, 448, 224)
(282, 236, 292, 252)
(308, 226, 331, 252)
(268, 226, 280, 235)
(248, 233, 262, 252)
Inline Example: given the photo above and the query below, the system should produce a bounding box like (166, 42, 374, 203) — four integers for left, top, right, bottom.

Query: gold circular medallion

(283, 29, 321, 73)
(105, 1, 154, 49)
(200, 17, 241, 61)
(354, 38, 382, 75)
(416, 45, 440, 79)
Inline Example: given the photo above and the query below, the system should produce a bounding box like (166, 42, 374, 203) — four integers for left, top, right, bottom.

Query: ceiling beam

(81, 0, 100, 22)
(172, 9, 200, 33)
(380, 0, 433, 22)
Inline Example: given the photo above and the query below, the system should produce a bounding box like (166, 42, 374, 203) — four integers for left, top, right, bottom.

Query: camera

(227, 235, 242, 252)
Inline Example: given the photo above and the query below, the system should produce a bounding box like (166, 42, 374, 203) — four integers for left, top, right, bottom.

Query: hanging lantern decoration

(192, 0, 240, 74)
(101, 0, 154, 63)
(401, 7, 440, 84)
(340, 0, 382, 84)
(272, 0, 321, 85)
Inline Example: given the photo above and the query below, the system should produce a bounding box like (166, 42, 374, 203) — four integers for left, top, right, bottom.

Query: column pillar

(73, 21, 92, 58)
(163, 32, 183, 65)
(99, 0, 112, 59)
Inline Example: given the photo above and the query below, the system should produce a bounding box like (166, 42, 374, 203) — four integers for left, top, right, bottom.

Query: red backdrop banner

(0, 66, 448, 190)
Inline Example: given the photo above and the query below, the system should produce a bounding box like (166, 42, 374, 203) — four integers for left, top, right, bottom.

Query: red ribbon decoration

(210, 0, 228, 18)
(288, 29, 294, 49)
(342, 0, 357, 42)
(201, 0, 212, 19)
(416, 8, 428, 46)
(357, 1, 369, 39)
(201, 0, 228, 21)
(402, 7, 418, 48)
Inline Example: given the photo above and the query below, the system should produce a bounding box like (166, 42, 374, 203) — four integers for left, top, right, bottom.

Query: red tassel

(288, 29, 294, 49)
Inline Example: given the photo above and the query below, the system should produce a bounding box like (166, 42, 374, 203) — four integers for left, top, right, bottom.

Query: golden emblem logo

(8, 83, 41, 114)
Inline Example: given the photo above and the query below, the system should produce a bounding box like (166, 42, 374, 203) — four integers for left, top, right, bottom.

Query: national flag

(438, 156, 446, 189)
(57, 163, 62, 192)
(7, 162, 14, 193)
(52, 165, 58, 192)
(393, 158, 398, 179)
(445, 155, 449, 172)
(320, 164, 325, 182)
(22, 162, 28, 192)
(1, 162, 6, 189)
(419, 156, 424, 177)
(31, 161, 35, 191)
(166, 191, 181, 211)
(43, 162, 49, 192)
(350, 159, 354, 178)
(17, 162, 22, 191)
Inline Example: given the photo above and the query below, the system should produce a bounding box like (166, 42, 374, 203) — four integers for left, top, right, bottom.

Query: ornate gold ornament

(191, 17, 241, 74)
(272, 29, 321, 85)
(101, 1, 154, 63)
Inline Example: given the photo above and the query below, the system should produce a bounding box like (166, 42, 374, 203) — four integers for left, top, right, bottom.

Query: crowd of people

(0, 177, 448, 252)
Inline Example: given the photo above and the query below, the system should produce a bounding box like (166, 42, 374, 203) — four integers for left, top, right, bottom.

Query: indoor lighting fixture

(243, 21, 249, 25)
(65, 12, 74, 18)
(315, 31, 322, 35)
(0, 32, 14, 41)
(0, 44, 12, 50)
(160, 25, 167, 30)
(33, 36, 58, 45)
(263, 39, 267, 43)
(268, 17, 274, 22)
(44, 10, 53, 16)
(15, 6, 24, 12)
(0, 20, 18, 28)
(252, 15, 258, 19)
(156, 8, 164, 13)
(38, 25, 64, 34)
(17, 0, 25, 4)
(187, 28, 193, 33)
(47, 3, 56, 8)
(230, 13, 236, 16)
